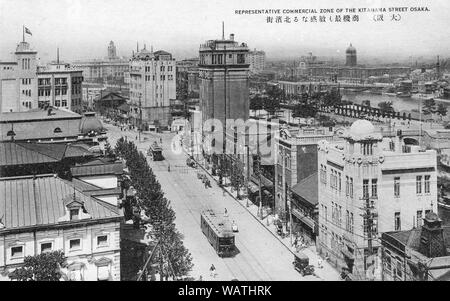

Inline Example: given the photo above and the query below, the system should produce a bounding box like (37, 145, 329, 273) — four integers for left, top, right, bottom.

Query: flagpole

(23, 25, 25, 42)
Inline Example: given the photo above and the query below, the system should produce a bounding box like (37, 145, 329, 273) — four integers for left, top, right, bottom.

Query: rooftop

(291, 172, 318, 206)
(0, 108, 81, 123)
(0, 174, 122, 231)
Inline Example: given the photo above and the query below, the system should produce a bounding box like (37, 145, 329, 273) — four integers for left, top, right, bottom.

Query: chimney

(230, 33, 234, 41)
(418, 212, 447, 258)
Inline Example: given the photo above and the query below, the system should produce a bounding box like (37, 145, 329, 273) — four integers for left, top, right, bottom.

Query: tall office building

(129, 46, 176, 129)
(246, 49, 266, 74)
(199, 32, 250, 139)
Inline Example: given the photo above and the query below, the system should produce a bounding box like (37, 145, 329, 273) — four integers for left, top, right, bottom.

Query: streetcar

(147, 142, 164, 161)
(200, 209, 235, 257)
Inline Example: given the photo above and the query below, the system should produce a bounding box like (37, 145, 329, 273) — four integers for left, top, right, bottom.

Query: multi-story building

(0, 41, 39, 112)
(129, 47, 176, 129)
(317, 119, 438, 280)
(0, 174, 123, 281)
(381, 212, 450, 281)
(72, 41, 129, 85)
(246, 49, 266, 74)
(37, 60, 84, 112)
(275, 126, 342, 242)
(199, 33, 249, 152)
(0, 40, 83, 113)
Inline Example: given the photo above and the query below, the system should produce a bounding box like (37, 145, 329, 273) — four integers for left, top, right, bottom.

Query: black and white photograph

(0, 0, 449, 287)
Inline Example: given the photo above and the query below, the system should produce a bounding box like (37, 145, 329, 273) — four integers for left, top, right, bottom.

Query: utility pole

(138, 93, 142, 142)
(220, 44, 228, 187)
(361, 195, 377, 280)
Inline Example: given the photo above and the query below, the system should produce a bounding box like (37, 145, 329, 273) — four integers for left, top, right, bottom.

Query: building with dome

(317, 120, 437, 280)
(128, 45, 176, 129)
(345, 44, 357, 67)
(302, 44, 410, 83)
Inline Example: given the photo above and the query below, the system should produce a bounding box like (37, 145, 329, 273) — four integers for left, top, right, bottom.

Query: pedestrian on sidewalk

(168, 164, 171, 172)
(317, 258, 323, 269)
(209, 264, 216, 278)
(224, 208, 228, 217)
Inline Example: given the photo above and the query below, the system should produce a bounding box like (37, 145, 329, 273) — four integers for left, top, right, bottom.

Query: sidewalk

(189, 153, 341, 281)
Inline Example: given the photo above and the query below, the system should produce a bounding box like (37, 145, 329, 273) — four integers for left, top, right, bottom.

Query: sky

(0, 0, 449, 63)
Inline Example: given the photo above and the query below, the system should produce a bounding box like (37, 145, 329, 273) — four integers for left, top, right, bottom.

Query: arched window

(54, 127, 62, 133)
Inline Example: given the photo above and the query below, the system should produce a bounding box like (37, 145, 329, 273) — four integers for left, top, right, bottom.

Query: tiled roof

(0, 142, 59, 166)
(0, 175, 122, 230)
(0, 108, 81, 122)
(71, 160, 124, 176)
(0, 142, 94, 166)
(291, 172, 318, 206)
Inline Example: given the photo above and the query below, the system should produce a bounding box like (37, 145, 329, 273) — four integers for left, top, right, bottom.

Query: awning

(248, 182, 259, 194)
(292, 208, 315, 229)
(341, 249, 355, 260)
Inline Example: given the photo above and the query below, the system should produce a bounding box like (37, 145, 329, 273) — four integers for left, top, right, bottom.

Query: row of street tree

(115, 137, 193, 280)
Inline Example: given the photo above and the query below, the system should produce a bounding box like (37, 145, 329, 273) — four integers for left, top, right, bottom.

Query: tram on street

(200, 209, 235, 257)
(147, 142, 164, 161)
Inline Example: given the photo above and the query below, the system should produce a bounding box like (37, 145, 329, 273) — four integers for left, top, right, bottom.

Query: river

(341, 90, 450, 112)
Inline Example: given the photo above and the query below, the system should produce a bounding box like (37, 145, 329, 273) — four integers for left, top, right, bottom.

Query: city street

(105, 122, 323, 281)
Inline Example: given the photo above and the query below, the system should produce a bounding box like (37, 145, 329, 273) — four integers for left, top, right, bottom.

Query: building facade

(199, 33, 250, 146)
(0, 174, 123, 281)
(0, 40, 83, 113)
(246, 49, 266, 74)
(275, 127, 341, 240)
(129, 48, 176, 128)
(317, 120, 438, 280)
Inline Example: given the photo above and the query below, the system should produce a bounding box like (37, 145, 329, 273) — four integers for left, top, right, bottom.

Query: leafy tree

(230, 158, 245, 199)
(437, 103, 448, 120)
(9, 251, 67, 281)
(422, 98, 436, 115)
(292, 102, 318, 119)
(378, 101, 394, 113)
(264, 85, 283, 117)
(249, 95, 263, 116)
(114, 138, 193, 279)
(322, 89, 342, 107)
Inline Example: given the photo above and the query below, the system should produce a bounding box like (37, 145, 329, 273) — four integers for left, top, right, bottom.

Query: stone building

(0, 174, 123, 281)
(129, 47, 176, 129)
(0, 41, 83, 113)
(317, 120, 438, 280)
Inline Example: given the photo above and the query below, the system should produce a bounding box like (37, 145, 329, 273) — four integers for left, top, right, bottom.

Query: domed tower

(346, 43, 357, 67)
(107, 41, 117, 60)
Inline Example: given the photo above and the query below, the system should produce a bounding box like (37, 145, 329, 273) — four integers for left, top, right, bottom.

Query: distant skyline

(0, 0, 449, 63)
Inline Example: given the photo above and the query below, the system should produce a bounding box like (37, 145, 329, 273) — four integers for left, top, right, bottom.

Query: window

(371, 179, 378, 198)
(396, 261, 403, 278)
(363, 179, 369, 198)
(395, 212, 401, 231)
(350, 178, 354, 198)
(424, 175, 430, 194)
(11, 246, 23, 258)
(69, 239, 81, 251)
(350, 212, 354, 233)
(385, 255, 392, 272)
(97, 235, 108, 247)
(394, 177, 400, 197)
(345, 176, 349, 196)
(41, 242, 53, 253)
(338, 172, 342, 192)
(417, 210, 423, 227)
(416, 176, 422, 194)
(70, 209, 79, 220)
